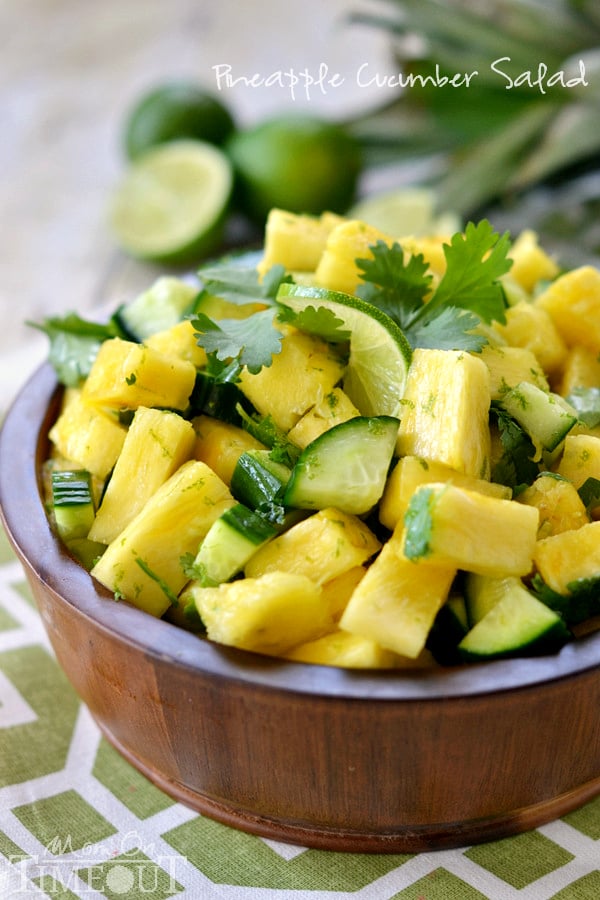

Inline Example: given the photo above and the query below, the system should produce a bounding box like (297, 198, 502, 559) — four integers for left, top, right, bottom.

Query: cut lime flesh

(277, 283, 412, 418)
(110, 140, 233, 264)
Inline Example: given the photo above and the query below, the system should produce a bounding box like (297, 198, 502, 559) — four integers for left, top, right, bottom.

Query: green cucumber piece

(283, 416, 399, 516)
(189, 372, 248, 424)
(458, 579, 570, 661)
(192, 503, 277, 585)
(114, 276, 198, 341)
(498, 381, 578, 452)
(426, 593, 469, 666)
(464, 573, 521, 627)
(230, 449, 292, 525)
(51, 470, 96, 542)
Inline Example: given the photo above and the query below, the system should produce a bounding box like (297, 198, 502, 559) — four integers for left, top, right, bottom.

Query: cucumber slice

(284, 416, 399, 516)
(51, 469, 96, 542)
(114, 277, 198, 342)
(230, 449, 292, 525)
(498, 381, 578, 452)
(192, 503, 277, 585)
(464, 572, 521, 627)
(189, 372, 248, 425)
(426, 593, 469, 666)
(458, 579, 570, 661)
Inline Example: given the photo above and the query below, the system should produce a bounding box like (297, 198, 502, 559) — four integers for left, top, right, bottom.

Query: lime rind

(110, 139, 233, 265)
(277, 283, 412, 418)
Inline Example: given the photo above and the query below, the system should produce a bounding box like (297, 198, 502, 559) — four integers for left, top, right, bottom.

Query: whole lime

(123, 82, 236, 160)
(226, 115, 363, 222)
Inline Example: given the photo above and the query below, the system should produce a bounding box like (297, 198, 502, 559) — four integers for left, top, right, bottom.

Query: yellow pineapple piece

(258, 208, 345, 276)
(379, 455, 511, 531)
(244, 507, 380, 584)
(144, 319, 208, 368)
(396, 348, 491, 479)
(237, 327, 345, 432)
(82, 337, 196, 411)
(314, 219, 394, 294)
(287, 387, 360, 449)
(88, 407, 196, 544)
(91, 460, 234, 617)
(536, 265, 600, 354)
(283, 629, 418, 669)
(398, 234, 449, 279)
(320, 565, 367, 620)
(479, 344, 549, 401)
(193, 415, 267, 486)
(48, 389, 127, 480)
(517, 473, 589, 538)
(555, 433, 600, 488)
(401, 482, 539, 577)
(492, 301, 568, 377)
(184, 571, 331, 655)
(533, 520, 600, 595)
(508, 229, 560, 293)
(557, 345, 600, 397)
(339, 540, 456, 658)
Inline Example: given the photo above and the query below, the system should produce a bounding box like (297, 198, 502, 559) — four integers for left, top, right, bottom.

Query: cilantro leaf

(428, 220, 511, 324)
(29, 313, 124, 386)
(277, 303, 351, 344)
(490, 405, 539, 490)
(192, 309, 283, 375)
(531, 572, 600, 626)
(196, 262, 290, 306)
(405, 306, 487, 353)
(355, 240, 432, 327)
(402, 486, 436, 560)
(354, 220, 511, 352)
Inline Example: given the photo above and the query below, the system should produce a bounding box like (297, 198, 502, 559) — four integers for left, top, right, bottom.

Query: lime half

(109, 140, 233, 264)
(277, 283, 412, 418)
(350, 188, 461, 238)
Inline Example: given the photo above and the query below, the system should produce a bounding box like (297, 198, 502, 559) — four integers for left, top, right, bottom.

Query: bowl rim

(2, 361, 600, 703)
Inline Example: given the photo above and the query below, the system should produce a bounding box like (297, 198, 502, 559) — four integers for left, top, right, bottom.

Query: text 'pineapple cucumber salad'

(38, 208, 600, 669)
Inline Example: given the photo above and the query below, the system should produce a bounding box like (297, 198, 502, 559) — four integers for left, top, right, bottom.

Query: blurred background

(2, 0, 600, 399)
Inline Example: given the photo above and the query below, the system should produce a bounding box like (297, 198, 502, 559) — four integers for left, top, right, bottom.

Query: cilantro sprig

(356, 220, 512, 352)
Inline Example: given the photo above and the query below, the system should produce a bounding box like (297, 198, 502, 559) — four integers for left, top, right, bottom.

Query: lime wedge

(350, 188, 461, 238)
(277, 284, 412, 418)
(109, 140, 233, 264)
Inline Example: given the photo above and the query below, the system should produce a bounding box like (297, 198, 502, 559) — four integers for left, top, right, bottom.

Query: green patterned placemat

(0, 523, 599, 900)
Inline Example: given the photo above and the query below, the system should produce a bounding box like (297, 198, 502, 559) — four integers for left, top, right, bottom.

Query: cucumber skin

(283, 416, 399, 515)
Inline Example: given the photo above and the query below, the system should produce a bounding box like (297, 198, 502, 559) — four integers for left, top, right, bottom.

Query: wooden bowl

(2, 362, 600, 853)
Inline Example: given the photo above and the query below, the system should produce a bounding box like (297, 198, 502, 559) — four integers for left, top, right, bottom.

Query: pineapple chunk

(536, 266, 600, 354)
(48, 389, 127, 479)
(315, 219, 393, 294)
(339, 540, 456, 658)
(185, 571, 330, 655)
(287, 387, 360, 449)
(557, 345, 600, 397)
(534, 520, 600, 595)
(258, 208, 345, 276)
(237, 327, 345, 432)
(493, 301, 567, 377)
(91, 460, 234, 617)
(479, 344, 549, 401)
(508, 229, 560, 293)
(144, 319, 208, 368)
(555, 433, 600, 488)
(283, 629, 415, 669)
(244, 507, 380, 584)
(396, 348, 491, 479)
(321, 565, 367, 620)
(379, 455, 511, 531)
(82, 337, 196, 411)
(517, 473, 589, 538)
(401, 482, 539, 577)
(88, 407, 196, 544)
(193, 415, 267, 486)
